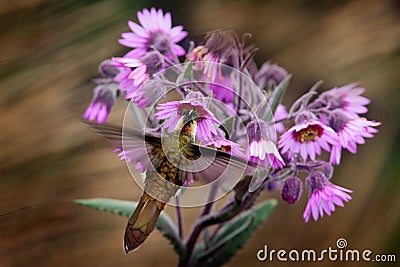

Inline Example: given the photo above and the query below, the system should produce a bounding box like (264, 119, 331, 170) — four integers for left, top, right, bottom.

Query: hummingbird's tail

(124, 193, 165, 253)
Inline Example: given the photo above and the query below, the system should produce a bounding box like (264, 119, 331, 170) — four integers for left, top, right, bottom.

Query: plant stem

(175, 197, 184, 240)
(178, 183, 218, 267)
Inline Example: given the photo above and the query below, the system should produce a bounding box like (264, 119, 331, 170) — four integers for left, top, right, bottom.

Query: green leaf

(183, 61, 194, 80)
(266, 74, 291, 121)
(176, 61, 194, 86)
(74, 198, 185, 257)
(192, 199, 277, 267)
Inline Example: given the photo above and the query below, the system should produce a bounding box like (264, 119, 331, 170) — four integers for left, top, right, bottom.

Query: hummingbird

(87, 108, 253, 252)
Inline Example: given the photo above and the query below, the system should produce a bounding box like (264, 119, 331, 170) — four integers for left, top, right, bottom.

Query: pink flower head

(113, 51, 164, 94)
(317, 83, 371, 118)
(246, 120, 285, 169)
(328, 110, 381, 164)
(279, 112, 339, 162)
(155, 92, 220, 140)
(119, 8, 187, 58)
(303, 172, 352, 222)
(83, 84, 118, 124)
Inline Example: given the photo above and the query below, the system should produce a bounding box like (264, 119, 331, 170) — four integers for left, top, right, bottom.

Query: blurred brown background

(0, 0, 399, 266)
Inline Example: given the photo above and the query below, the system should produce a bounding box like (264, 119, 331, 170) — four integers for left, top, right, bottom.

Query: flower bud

(256, 62, 288, 89)
(281, 176, 303, 204)
(266, 179, 281, 192)
(98, 59, 120, 78)
(317, 162, 334, 180)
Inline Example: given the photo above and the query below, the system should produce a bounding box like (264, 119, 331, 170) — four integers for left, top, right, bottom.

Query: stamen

(293, 124, 323, 143)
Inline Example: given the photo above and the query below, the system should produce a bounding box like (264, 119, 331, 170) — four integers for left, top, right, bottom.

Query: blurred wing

(85, 122, 164, 170)
(86, 122, 258, 185)
(182, 144, 256, 185)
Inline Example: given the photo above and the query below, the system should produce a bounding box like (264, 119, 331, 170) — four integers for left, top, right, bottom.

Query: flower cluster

(83, 7, 380, 224)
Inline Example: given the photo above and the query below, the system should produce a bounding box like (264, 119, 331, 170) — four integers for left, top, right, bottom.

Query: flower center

(149, 31, 172, 54)
(293, 124, 323, 143)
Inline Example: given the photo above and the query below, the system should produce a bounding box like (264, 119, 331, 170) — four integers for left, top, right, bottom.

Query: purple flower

(119, 8, 187, 58)
(83, 83, 119, 124)
(114, 67, 138, 93)
(281, 176, 303, 204)
(279, 113, 339, 162)
(202, 31, 237, 81)
(315, 83, 370, 118)
(246, 120, 285, 169)
(328, 111, 380, 164)
(113, 51, 164, 94)
(98, 59, 121, 78)
(303, 172, 352, 222)
(155, 92, 220, 140)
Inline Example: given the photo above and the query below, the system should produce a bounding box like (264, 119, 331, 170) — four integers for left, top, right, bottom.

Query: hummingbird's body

(87, 109, 253, 253)
(124, 110, 198, 252)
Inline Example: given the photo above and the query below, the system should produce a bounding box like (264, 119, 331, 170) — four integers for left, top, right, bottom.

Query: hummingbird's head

(177, 109, 199, 139)
(182, 109, 199, 124)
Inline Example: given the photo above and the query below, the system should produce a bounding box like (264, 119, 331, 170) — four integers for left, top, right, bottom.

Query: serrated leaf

(74, 198, 185, 257)
(191, 199, 277, 267)
(266, 74, 291, 121)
